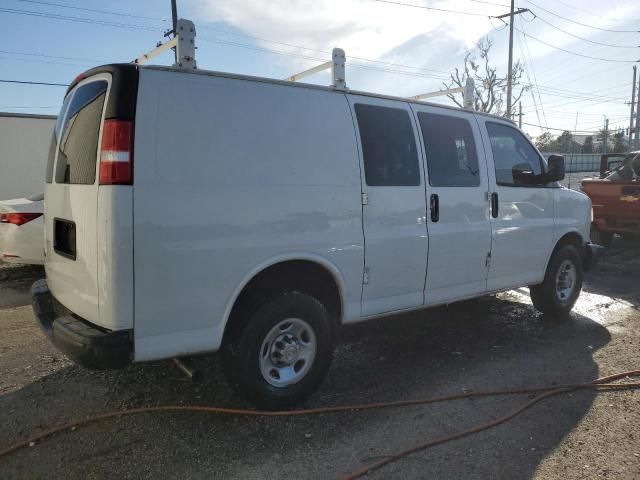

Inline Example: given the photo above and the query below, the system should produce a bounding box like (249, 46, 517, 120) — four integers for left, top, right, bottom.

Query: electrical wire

(0, 370, 638, 480)
(523, 0, 640, 33)
(373, 0, 495, 17)
(516, 29, 639, 63)
(343, 370, 640, 479)
(0, 79, 69, 86)
(14, 0, 168, 22)
(533, 14, 640, 49)
(0, 7, 160, 31)
(552, 0, 640, 23)
(515, 20, 544, 132)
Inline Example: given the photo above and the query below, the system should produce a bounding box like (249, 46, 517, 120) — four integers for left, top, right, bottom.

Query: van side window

(46, 98, 71, 183)
(486, 122, 545, 186)
(418, 112, 480, 187)
(55, 80, 108, 185)
(355, 104, 420, 186)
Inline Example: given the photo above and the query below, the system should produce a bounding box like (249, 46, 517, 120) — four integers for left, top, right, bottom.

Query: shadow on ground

(0, 289, 612, 479)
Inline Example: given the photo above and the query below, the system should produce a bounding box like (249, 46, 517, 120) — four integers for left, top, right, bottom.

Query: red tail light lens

(0, 212, 43, 226)
(99, 119, 134, 185)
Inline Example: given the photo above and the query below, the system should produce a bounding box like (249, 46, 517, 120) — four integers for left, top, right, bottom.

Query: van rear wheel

(530, 245, 583, 316)
(222, 292, 335, 410)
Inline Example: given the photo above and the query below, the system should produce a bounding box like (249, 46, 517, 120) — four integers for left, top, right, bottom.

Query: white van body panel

(132, 68, 364, 361)
(96, 186, 134, 330)
(346, 94, 429, 316)
(551, 187, 592, 248)
(410, 104, 493, 306)
(476, 117, 556, 291)
(45, 74, 113, 327)
(41, 65, 594, 367)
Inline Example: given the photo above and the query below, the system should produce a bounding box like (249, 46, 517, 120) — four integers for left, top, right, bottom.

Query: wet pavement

(0, 238, 639, 479)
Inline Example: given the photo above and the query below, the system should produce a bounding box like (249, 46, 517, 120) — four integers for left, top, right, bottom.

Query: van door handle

(430, 194, 439, 222)
(491, 192, 499, 218)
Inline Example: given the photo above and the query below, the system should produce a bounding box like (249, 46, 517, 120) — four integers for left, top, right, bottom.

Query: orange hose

(0, 370, 638, 479)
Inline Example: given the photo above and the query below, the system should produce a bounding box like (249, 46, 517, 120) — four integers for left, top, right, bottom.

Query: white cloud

(195, 0, 493, 61)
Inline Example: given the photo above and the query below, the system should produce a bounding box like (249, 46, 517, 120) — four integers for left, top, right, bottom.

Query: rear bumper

(583, 242, 605, 272)
(31, 279, 132, 369)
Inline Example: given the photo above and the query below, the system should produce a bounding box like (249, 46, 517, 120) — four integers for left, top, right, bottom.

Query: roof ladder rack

(285, 48, 346, 90)
(410, 78, 475, 110)
(134, 18, 197, 70)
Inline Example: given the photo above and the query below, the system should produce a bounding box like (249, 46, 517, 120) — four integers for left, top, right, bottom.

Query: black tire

(222, 292, 335, 410)
(530, 245, 583, 316)
(590, 225, 613, 247)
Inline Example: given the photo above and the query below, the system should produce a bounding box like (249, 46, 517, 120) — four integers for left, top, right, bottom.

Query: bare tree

(445, 38, 528, 117)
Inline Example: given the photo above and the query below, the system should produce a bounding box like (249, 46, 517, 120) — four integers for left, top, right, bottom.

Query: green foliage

(612, 130, 627, 153)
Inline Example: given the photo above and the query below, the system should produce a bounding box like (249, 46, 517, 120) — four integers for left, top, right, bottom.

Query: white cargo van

(33, 63, 602, 408)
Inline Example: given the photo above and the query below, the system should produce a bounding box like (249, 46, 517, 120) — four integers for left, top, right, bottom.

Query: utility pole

(171, 0, 178, 64)
(603, 117, 609, 155)
(171, 0, 178, 33)
(493, 4, 530, 119)
(629, 65, 637, 151)
(635, 69, 640, 149)
(518, 102, 523, 128)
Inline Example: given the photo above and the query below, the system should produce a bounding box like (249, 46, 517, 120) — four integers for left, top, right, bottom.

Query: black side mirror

(512, 162, 539, 185)
(546, 155, 565, 183)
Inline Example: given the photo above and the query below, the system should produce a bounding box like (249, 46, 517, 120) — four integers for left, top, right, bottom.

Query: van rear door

(44, 65, 137, 330)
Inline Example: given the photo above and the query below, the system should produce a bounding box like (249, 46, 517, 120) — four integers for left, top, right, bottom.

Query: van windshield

(53, 80, 108, 185)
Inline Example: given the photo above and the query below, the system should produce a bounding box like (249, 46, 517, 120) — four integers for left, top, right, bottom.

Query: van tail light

(0, 212, 43, 226)
(99, 119, 133, 185)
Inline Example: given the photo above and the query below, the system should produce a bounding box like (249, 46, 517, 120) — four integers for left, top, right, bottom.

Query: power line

(522, 0, 640, 33)
(373, 0, 494, 17)
(0, 105, 60, 109)
(552, 0, 640, 23)
(199, 25, 454, 77)
(199, 36, 452, 81)
(0, 79, 69, 86)
(516, 18, 545, 132)
(14, 0, 167, 22)
(517, 29, 639, 63)
(522, 121, 617, 134)
(0, 7, 160, 31)
(0, 49, 108, 63)
(533, 15, 640, 49)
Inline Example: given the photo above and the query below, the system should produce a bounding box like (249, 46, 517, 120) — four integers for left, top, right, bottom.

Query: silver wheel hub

(555, 260, 576, 301)
(259, 318, 316, 388)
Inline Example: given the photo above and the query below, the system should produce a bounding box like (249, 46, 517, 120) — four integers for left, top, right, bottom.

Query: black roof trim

(67, 63, 139, 120)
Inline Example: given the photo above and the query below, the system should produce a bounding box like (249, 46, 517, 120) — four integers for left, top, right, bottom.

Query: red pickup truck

(581, 151, 640, 246)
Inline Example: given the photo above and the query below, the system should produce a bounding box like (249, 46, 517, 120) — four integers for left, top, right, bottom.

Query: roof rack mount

(411, 77, 475, 111)
(134, 18, 196, 70)
(285, 47, 346, 90)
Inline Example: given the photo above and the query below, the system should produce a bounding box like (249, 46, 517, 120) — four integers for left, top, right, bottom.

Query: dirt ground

(1, 237, 639, 480)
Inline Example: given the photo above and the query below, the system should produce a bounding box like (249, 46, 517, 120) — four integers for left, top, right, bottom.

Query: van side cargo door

(411, 105, 492, 304)
(347, 95, 428, 316)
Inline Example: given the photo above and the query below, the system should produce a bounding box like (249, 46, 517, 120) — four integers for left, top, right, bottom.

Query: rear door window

(354, 104, 420, 186)
(54, 80, 108, 184)
(418, 112, 480, 187)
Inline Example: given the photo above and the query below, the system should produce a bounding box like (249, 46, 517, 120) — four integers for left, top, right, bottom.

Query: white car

(33, 63, 602, 409)
(0, 193, 44, 265)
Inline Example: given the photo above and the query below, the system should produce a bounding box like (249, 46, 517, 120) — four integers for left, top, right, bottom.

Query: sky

(1, 0, 639, 140)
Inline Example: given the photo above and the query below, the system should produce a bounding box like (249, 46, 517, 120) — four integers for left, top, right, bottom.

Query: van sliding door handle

(430, 194, 439, 222)
(491, 192, 499, 218)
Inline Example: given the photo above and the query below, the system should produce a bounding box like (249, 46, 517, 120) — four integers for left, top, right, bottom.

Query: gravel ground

(0, 237, 639, 480)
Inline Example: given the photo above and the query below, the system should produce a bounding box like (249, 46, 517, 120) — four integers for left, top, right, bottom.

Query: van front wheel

(222, 292, 335, 410)
(530, 245, 583, 316)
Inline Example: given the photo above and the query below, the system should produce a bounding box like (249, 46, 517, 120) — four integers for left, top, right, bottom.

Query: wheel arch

(544, 229, 585, 274)
(221, 253, 348, 344)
